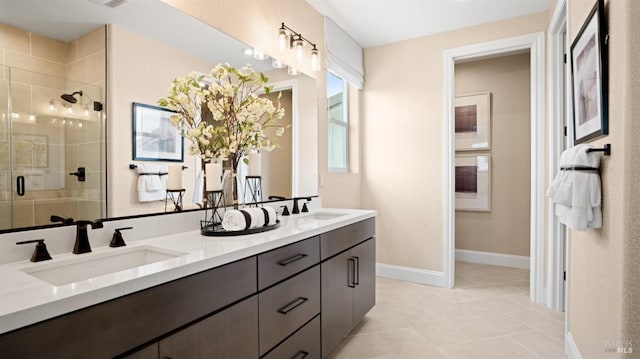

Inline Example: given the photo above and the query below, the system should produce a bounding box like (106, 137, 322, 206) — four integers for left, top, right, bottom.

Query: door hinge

(564, 271, 567, 281)
(563, 53, 567, 63)
(564, 126, 567, 137)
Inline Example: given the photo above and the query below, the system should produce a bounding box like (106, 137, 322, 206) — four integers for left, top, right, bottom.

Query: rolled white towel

(261, 206, 278, 225)
(245, 208, 265, 228)
(222, 210, 250, 231)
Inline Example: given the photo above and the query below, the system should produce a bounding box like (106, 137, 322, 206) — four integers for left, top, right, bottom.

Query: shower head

(61, 91, 83, 104)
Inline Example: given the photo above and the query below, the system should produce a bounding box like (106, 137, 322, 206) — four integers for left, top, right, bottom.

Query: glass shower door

(4, 66, 105, 230)
(0, 65, 12, 230)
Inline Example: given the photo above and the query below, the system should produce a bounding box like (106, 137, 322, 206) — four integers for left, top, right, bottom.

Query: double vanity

(0, 208, 376, 358)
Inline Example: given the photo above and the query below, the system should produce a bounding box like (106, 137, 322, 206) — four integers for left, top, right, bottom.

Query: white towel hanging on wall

(547, 144, 602, 230)
(136, 164, 168, 202)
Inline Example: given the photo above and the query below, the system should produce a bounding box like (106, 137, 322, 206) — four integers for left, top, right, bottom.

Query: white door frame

(442, 32, 546, 305)
(547, 0, 568, 313)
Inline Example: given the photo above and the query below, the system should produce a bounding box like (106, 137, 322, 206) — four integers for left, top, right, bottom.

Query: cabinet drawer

(321, 218, 375, 260)
(263, 315, 320, 359)
(259, 266, 320, 355)
(258, 236, 320, 290)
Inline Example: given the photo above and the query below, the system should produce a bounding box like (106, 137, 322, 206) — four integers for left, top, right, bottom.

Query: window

(327, 72, 349, 172)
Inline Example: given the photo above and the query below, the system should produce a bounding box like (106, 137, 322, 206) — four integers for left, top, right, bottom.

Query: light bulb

(253, 49, 269, 61)
(272, 58, 286, 69)
(243, 48, 254, 56)
(294, 36, 304, 61)
(278, 28, 287, 51)
(29, 114, 36, 121)
(288, 66, 301, 76)
(310, 46, 320, 71)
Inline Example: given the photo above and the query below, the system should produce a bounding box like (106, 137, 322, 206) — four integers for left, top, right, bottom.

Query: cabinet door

(159, 296, 258, 359)
(353, 238, 376, 324)
(321, 250, 354, 357)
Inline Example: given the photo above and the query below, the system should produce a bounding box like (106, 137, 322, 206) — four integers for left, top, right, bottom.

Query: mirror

(0, 0, 318, 231)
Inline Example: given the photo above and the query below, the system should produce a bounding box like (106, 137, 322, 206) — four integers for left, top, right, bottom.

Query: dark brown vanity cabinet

(0, 218, 375, 359)
(320, 218, 376, 358)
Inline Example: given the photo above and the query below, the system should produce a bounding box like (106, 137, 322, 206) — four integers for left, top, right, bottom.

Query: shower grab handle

(69, 167, 86, 182)
(16, 176, 25, 196)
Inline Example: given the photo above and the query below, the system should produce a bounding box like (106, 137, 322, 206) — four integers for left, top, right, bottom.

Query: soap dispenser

(110, 227, 133, 247)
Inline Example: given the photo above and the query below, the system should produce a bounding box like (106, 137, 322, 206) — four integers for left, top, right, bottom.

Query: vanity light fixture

(277, 22, 321, 71)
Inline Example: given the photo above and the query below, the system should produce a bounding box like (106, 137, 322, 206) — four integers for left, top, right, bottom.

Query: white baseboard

(376, 263, 445, 287)
(455, 249, 530, 269)
(565, 332, 583, 359)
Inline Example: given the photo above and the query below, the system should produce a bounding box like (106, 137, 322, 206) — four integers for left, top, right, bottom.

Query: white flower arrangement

(158, 63, 286, 169)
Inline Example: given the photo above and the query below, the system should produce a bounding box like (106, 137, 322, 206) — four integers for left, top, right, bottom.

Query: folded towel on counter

(222, 207, 278, 231)
(136, 164, 168, 202)
(547, 144, 602, 230)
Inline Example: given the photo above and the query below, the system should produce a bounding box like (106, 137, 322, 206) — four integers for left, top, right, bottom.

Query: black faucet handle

(280, 205, 290, 216)
(111, 227, 133, 248)
(16, 239, 52, 262)
(302, 202, 310, 213)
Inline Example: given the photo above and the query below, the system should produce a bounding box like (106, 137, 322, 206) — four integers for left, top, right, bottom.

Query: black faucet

(73, 220, 104, 254)
(50, 215, 74, 225)
(291, 197, 313, 215)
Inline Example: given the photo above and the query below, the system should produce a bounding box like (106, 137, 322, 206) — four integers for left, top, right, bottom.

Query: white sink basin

(299, 212, 347, 221)
(20, 246, 186, 286)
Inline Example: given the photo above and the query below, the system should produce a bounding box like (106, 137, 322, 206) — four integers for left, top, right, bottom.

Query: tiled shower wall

(0, 23, 105, 229)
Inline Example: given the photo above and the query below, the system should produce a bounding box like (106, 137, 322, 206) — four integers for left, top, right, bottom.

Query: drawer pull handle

(278, 253, 308, 266)
(348, 258, 356, 288)
(278, 297, 308, 314)
(353, 256, 360, 285)
(291, 350, 309, 359)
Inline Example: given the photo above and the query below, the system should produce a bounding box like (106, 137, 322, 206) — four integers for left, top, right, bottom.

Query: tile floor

(327, 261, 566, 359)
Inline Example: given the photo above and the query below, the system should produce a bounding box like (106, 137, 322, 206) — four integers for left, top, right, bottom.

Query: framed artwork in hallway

(571, 0, 608, 144)
(455, 153, 491, 211)
(455, 92, 491, 151)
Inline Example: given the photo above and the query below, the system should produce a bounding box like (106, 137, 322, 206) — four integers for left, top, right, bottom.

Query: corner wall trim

(376, 263, 445, 287)
(566, 332, 583, 359)
(455, 249, 530, 269)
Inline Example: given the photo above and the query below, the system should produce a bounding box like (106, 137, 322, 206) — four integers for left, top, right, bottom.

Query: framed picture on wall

(455, 153, 491, 211)
(132, 102, 184, 162)
(570, 0, 608, 144)
(455, 92, 491, 151)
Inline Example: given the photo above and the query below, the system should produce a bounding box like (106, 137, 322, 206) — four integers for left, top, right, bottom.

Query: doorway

(442, 32, 546, 304)
(453, 53, 532, 289)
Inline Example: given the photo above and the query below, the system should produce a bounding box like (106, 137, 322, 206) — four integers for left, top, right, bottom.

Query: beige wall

(362, 13, 548, 271)
(454, 53, 531, 257)
(107, 24, 212, 217)
(567, 0, 637, 357)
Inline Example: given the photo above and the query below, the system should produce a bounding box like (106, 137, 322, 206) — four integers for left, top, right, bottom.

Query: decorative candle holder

(165, 189, 185, 212)
(244, 176, 263, 207)
(201, 190, 226, 235)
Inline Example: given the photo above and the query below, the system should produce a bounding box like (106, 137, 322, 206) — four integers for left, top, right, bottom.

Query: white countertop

(0, 208, 375, 334)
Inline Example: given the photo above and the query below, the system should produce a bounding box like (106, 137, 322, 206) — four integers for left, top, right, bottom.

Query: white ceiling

(305, 0, 552, 48)
(0, 0, 271, 71)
